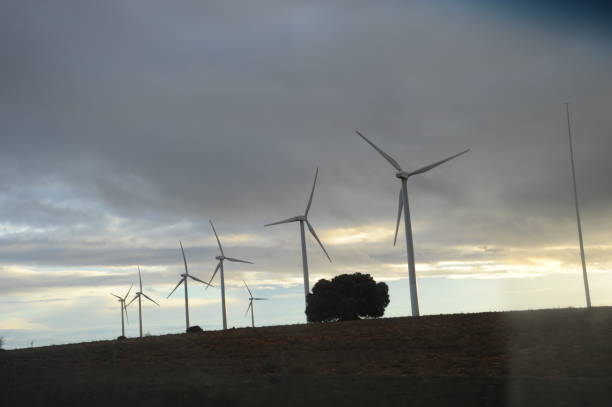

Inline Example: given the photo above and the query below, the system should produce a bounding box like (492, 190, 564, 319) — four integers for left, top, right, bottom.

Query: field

(2, 307, 612, 406)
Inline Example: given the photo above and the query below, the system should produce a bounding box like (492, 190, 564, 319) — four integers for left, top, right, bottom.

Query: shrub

(306, 273, 390, 322)
(187, 325, 204, 333)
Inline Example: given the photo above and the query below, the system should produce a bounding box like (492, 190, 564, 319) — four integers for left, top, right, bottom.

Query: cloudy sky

(2, 1, 612, 348)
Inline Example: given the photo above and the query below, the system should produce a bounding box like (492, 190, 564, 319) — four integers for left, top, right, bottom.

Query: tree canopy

(306, 273, 389, 322)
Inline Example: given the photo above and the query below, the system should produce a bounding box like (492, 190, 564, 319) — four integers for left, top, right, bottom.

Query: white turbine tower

(564, 102, 591, 308)
(243, 281, 268, 328)
(206, 220, 254, 330)
(264, 167, 332, 309)
(110, 284, 132, 337)
(356, 131, 469, 317)
(167, 241, 213, 331)
(127, 266, 159, 337)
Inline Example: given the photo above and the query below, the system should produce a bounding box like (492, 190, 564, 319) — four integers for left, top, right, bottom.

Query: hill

(2, 307, 612, 406)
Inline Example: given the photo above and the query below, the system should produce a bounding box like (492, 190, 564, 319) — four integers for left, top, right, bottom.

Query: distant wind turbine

(564, 103, 591, 308)
(243, 281, 268, 328)
(167, 241, 213, 331)
(110, 284, 132, 337)
(356, 130, 469, 317)
(206, 220, 254, 330)
(264, 167, 332, 310)
(127, 266, 159, 337)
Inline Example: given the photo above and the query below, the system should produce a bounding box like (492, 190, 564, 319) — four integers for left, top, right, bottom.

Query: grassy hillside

(2, 307, 612, 406)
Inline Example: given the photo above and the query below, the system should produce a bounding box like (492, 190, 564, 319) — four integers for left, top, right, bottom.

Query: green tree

(306, 273, 389, 322)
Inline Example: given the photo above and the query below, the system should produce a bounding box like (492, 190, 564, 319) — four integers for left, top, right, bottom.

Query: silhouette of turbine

(264, 167, 331, 311)
(110, 284, 132, 337)
(243, 281, 268, 328)
(357, 130, 468, 317)
(127, 266, 159, 337)
(206, 220, 253, 330)
(167, 241, 212, 331)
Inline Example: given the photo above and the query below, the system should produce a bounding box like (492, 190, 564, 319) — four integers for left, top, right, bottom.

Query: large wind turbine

(356, 131, 469, 317)
(127, 266, 159, 337)
(206, 220, 254, 330)
(243, 281, 268, 328)
(110, 284, 132, 337)
(167, 241, 213, 331)
(264, 168, 332, 309)
(564, 103, 591, 308)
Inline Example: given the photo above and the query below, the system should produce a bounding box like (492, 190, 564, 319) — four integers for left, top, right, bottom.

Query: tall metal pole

(184, 277, 190, 330)
(120, 303, 125, 337)
(220, 262, 227, 329)
(251, 300, 255, 328)
(401, 178, 420, 316)
(138, 296, 143, 337)
(299, 220, 310, 309)
(565, 102, 591, 308)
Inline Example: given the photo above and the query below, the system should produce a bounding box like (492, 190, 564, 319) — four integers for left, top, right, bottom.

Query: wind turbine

(243, 281, 268, 328)
(264, 167, 332, 309)
(127, 266, 159, 337)
(206, 220, 254, 330)
(564, 103, 591, 307)
(110, 284, 132, 337)
(167, 241, 213, 331)
(356, 130, 469, 317)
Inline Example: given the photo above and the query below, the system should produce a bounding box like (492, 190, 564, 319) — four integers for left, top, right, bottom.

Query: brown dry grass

(2, 307, 612, 406)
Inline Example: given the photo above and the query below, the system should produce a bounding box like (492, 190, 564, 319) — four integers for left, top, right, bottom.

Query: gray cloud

(1, 0, 612, 287)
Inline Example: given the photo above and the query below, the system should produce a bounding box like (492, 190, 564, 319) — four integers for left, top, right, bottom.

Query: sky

(2, 1, 612, 349)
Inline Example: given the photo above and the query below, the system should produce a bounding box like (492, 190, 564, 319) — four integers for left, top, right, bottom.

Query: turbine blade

(123, 304, 129, 324)
(127, 294, 138, 307)
(264, 216, 300, 227)
(306, 220, 332, 262)
(206, 261, 221, 289)
(179, 241, 189, 275)
(111, 293, 122, 300)
(394, 188, 403, 246)
(142, 293, 160, 306)
(209, 220, 224, 256)
(167, 278, 184, 298)
(407, 149, 470, 177)
(244, 301, 252, 317)
(356, 130, 402, 172)
(253, 298, 268, 300)
(226, 257, 253, 264)
(138, 266, 142, 291)
(243, 280, 253, 297)
(188, 274, 212, 286)
(123, 284, 134, 301)
(304, 167, 318, 216)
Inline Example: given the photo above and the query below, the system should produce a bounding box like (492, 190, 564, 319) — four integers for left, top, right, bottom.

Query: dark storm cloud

(472, 0, 612, 35)
(1, 0, 612, 275)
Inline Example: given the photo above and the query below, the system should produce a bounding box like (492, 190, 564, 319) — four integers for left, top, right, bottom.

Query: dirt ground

(2, 307, 612, 406)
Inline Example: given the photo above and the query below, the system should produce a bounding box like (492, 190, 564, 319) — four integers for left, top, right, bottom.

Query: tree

(306, 273, 389, 322)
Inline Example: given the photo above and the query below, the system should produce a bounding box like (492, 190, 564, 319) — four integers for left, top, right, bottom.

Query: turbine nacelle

(395, 171, 410, 180)
(215, 255, 225, 261)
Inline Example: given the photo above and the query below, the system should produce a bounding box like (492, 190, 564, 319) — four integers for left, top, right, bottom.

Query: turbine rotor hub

(215, 256, 225, 261)
(396, 171, 409, 179)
